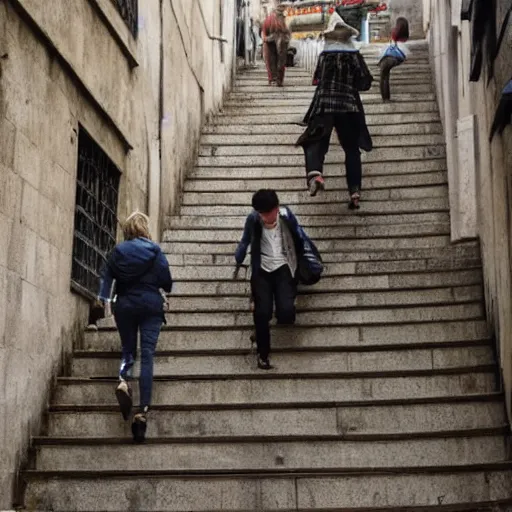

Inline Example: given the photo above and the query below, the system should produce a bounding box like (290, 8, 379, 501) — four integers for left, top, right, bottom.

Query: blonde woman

(98, 211, 172, 442)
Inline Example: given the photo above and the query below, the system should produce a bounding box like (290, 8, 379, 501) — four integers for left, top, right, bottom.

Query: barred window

(71, 127, 121, 299)
(111, 0, 138, 38)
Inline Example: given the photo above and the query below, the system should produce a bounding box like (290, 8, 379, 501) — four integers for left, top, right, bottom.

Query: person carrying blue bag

(379, 17, 410, 102)
(235, 189, 323, 370)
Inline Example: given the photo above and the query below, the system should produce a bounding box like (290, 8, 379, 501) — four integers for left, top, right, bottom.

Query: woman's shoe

(349, 191, 361, 210)
(257, 355, 273, 370)
(115, 380, 132, 421)
(308, 175, 325, 197)
(131, 409, 148, 443)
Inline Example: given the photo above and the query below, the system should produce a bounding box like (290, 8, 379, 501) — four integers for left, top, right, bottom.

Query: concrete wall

(0, 0, 238, 506)
(388, 0, 424, 39)
(423, 0, 512, 421)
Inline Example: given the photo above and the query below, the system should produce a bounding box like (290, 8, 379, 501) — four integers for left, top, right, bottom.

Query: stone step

(162, 234, 457, 256)
(166, 254, 481, 277)
(202, 120, 442, 136)
(220, 101, 438, 117)
(241, 68, 432, 79)
(200, 133, 445, 148)
(166, 270, 482, 295)
(241, 63, 432, 73)
(97, 303, 485, 329)
(70, 345, 492, 378)
(235, 76, 432, 87)
(53, 365, 496, 406)
(163, 286, 481, 310)
(196, 148, 446, 167)
(178, 197, 449, 216)
(45, 395, 505, 438)
(21, 466, 512, 512)
(226, 92, 437, 103)
(164, 223, 451, 243)
(167, 211, 452, 229)
(31, 431, 508, 472)
(203, 122, 443, 138)
(192, 161, 447, 180)
(191, 160, 447, 179)
(209, 112, 441, 127)
(167, 244, 481, 267)
(180, 187, 447, 207)
(234, 83, 434, 94)
(82, 319, 490, 353)
(183, 173, 447, 193)
(200, 144, 445, 160)
(225, 94, 438, 108)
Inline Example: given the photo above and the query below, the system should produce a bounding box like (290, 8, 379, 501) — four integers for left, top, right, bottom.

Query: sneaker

(115, 381, 133, 421)
(309, 175, 325, 197)
(131, 410, 148, 443)
(257, 356, 273, 370)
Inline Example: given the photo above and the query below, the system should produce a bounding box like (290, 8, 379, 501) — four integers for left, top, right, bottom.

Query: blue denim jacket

(99, 237, 172, 315)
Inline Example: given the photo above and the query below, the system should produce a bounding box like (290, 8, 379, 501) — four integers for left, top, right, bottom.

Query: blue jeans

(114, 310, 163, 409)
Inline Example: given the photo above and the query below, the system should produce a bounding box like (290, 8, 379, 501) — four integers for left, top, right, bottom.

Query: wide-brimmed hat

(324, 12, 359, 41)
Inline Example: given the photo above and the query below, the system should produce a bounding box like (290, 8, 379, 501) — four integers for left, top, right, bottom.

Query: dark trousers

(379, 56, 401, 100)
(251, 265, 297, 360)
(114, 309, 163, 409)
(303, 113, 362, 195)
(263, 41, 287, 84)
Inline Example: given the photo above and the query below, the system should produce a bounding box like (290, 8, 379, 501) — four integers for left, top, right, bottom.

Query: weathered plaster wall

(424, 0, 512, 421)
(0, 0, 237, 506)
(160, 0, 236, 220)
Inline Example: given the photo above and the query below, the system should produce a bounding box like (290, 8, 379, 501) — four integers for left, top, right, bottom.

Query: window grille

(71, 127, 121, 299)
(111, 0, 138, 37)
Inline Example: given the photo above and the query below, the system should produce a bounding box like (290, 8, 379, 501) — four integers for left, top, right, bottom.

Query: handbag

(297, 237, 324, 286)
(380, 42, 406, 63)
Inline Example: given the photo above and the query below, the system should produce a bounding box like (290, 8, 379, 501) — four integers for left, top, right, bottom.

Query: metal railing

(111, 0, 138, 37)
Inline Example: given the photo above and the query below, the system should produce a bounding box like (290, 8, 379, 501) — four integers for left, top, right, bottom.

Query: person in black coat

(296, 13, 373, 209)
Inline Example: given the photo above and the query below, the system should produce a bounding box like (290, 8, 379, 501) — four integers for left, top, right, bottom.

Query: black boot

(131, 407, 148, 443)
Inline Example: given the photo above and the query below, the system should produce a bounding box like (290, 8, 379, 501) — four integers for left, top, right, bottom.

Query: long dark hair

(394, 17, 410, 41)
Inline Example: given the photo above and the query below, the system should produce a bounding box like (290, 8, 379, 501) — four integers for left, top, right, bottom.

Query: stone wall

(423, 0, 512, 421)
(388, 0, 424, 39)
(0, 0, 238, 506)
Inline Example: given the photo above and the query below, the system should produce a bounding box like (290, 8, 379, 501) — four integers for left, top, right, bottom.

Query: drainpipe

(233, 0, 238, 86)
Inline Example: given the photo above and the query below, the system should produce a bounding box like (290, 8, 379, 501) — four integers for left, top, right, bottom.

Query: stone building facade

(0, 0, 256, 506)
(423, 0, 512, 420)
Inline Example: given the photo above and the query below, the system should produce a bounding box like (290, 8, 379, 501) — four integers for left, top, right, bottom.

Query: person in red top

(379, 17, 410, 101)
(262, 5, 291, 87)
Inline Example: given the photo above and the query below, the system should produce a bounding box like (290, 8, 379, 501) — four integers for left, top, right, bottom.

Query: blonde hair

(123, 211, 151, 241)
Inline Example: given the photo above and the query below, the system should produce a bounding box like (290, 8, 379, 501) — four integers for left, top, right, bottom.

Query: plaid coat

(298, 50, 374, 151)
(305, 51, 373, 119)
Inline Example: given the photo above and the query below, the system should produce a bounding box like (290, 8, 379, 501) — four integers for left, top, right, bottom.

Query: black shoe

(131, 411, 148, 443)
(257, 356, 273, 370)
(115, 381, 132, 421)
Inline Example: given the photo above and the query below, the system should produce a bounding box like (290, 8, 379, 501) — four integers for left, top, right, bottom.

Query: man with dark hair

(235, 189, 316, 369)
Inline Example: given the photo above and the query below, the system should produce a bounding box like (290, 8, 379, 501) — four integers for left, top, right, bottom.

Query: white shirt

(260, 222, 288, 273)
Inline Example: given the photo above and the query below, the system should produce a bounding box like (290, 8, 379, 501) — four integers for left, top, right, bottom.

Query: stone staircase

(21, 43, 512, 511)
